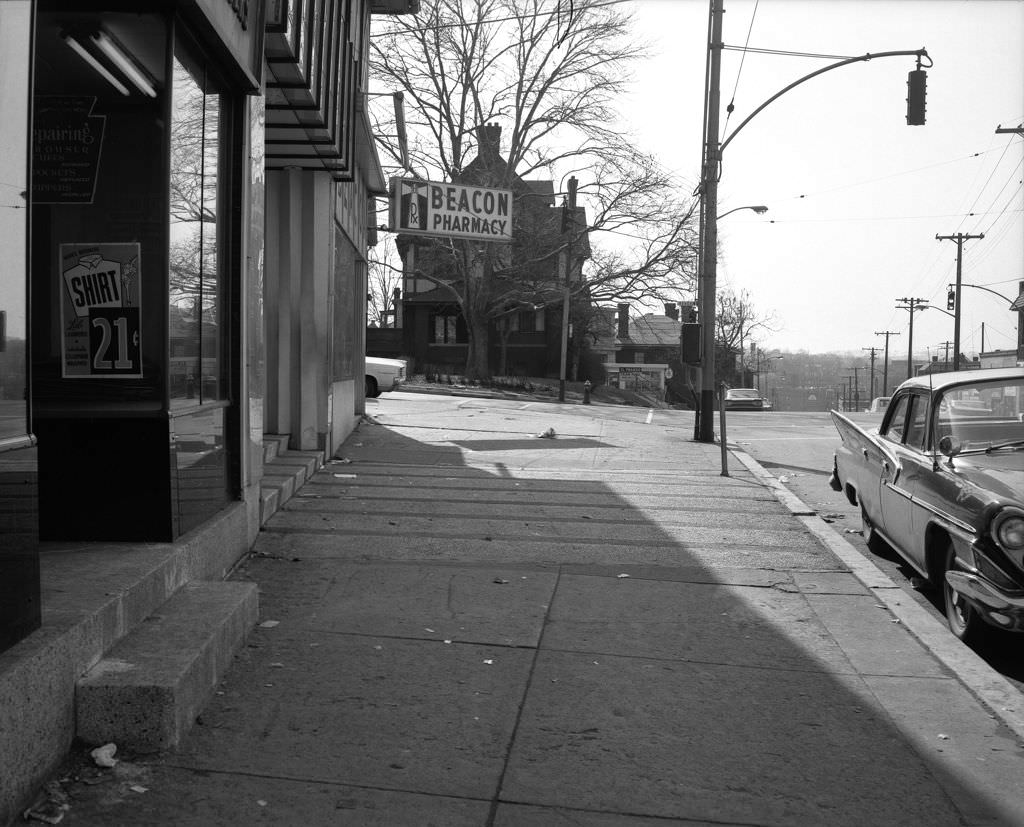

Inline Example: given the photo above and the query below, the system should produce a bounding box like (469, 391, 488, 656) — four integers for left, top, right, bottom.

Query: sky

(619, 0, 1024, 357)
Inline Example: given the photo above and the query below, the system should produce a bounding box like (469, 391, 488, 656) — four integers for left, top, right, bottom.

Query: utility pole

(558, 176, 577, 403)
(896, 298, 928, 379)
(846, 366, 862, 411)
(875, 331, 900, 397)
(862, 347, 879, 400)
(696, 0, 724, 442)
(936, 232, 984, 370)
(937, 340, 953, 368)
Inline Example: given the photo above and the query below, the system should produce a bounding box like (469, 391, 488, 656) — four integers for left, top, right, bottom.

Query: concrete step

(75, 580, 258, 753)
(262, 434, 289, 464)
(259, 444, 323, 525)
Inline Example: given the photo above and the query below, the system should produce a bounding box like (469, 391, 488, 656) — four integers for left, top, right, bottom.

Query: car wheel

(365, 376, 380, 398)
(860, 503, 886, 554)
(942, 541, 984, 646)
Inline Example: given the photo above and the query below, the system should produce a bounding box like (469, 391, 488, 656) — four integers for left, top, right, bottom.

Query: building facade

(0, 0, 415, 819)
(393, 124, 590, 379)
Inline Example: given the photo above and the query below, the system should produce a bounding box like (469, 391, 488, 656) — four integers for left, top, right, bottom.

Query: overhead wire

(721, 0, 759, 139)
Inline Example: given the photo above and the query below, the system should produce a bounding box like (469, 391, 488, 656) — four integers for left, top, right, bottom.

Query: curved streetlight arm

(717, 205, 768, 220)
(720, 49, 932, 154)
(924, 305, 955, 319)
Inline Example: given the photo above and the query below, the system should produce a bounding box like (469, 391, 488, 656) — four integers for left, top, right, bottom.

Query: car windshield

(934, 379, 1024, 450)
(728, 389, 761, 398)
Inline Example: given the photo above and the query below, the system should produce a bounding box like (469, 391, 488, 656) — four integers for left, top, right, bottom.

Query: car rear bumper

(945, 570, 1024, 631)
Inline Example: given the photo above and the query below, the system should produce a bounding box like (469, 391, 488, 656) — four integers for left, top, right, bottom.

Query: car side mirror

(938, 435, 962, 459)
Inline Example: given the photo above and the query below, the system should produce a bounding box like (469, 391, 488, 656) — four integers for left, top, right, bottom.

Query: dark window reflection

(169, 51, 221, 406)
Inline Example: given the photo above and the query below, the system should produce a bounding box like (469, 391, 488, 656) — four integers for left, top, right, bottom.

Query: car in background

(365, 356, 407, 398)
(830, 367, 1024, 645)
(723, 388, 767, 410)
(867, 396, 891, 413)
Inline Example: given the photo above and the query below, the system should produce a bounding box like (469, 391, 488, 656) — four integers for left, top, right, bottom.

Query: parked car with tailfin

(830, 368, 1024, 644)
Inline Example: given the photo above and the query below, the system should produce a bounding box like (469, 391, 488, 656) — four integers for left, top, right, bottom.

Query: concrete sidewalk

(43, 393, 1024, 825)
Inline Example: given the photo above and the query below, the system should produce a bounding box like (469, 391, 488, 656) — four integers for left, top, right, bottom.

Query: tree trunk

(465, 316, 491, 379)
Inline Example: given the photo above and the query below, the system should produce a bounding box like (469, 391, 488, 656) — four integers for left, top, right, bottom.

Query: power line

(721, 0, 760, 139)
(721, 45, 855, 60)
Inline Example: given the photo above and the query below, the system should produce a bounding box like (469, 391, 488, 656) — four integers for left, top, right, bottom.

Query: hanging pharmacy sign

(390, 178, 513, 242)
(59, 243, 143, 378)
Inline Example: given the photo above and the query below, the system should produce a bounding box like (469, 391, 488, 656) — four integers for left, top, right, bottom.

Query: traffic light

(947, 287, 955, 311)
(681, 323, 701, 364)
(906, 69, 927, 126)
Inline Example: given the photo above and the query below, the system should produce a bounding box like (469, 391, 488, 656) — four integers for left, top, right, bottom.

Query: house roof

(625, 313, 681, 347)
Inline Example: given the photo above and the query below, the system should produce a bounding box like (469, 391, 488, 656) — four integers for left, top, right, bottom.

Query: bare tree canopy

(368, 238, 403, 327)
(370, 0, 699, 378)
(715, 287, 779, 384)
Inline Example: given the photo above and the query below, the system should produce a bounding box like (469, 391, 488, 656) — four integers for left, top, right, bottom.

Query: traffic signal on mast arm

(906, 68, 927, 125)
(947, 286, 956, 311)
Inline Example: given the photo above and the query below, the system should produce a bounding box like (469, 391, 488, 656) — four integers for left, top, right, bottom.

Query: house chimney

(617, 303, 629, 339)
(477, 123, 501, 158)
(664, 302, 678, 320)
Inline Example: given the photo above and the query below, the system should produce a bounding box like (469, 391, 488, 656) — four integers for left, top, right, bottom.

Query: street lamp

(692, 205, 768, 439)
(717, 205, 768, 220)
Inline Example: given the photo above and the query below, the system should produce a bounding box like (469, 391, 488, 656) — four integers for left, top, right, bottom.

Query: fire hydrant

(583, 380, 592, 405)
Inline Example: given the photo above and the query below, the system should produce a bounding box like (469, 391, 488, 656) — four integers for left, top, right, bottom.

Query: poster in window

(59, 243, 142, 378)
(33, 96, 106, 205)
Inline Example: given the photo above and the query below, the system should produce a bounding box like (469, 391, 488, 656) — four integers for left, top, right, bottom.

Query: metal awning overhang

(263, 0, 356, 180)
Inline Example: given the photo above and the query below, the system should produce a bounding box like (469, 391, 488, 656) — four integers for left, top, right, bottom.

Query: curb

(729, 443, 1024, 744)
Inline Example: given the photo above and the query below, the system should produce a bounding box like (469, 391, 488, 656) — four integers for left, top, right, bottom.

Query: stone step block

(76, 580, 258, 752)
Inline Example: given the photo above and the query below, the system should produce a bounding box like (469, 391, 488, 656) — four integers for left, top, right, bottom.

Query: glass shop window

(169, 46, 224, 406)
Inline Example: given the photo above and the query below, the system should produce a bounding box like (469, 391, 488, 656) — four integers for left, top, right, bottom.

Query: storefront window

(169, 48, 222, 406)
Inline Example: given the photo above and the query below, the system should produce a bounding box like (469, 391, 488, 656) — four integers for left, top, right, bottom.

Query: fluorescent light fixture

(91, 31, 157, 98)
(63, 33, 130, 96)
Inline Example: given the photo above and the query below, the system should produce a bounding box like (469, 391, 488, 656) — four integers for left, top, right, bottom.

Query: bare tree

(367, 237, 403, 327)
(370, 0, 698, 378)
(715, 288, 778, 385)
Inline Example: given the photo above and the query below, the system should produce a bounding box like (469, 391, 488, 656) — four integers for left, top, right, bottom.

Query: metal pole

(719, 382, 729, 476)
(698, 0, 723, 443)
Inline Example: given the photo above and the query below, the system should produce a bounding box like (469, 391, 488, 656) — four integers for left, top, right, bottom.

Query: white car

(365, 356, 406, 398)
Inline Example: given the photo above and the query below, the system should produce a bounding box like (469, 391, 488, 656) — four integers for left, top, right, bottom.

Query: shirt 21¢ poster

(59, 243, 142, 378)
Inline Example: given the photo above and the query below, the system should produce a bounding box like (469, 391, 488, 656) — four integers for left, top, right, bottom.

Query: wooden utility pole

(937, 340, 953, 368)
(559, 177, 577, 403)
(697, 0, 724, 442)
(846, 366, 863, 411)
(875, 331, 900, 396)
(896, 298, 928, 379)
(862, 347, 879, 399)
(936, 232, 984, 370)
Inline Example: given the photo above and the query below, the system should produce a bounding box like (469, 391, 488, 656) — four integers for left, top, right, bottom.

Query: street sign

(389, 177, 513, 242)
